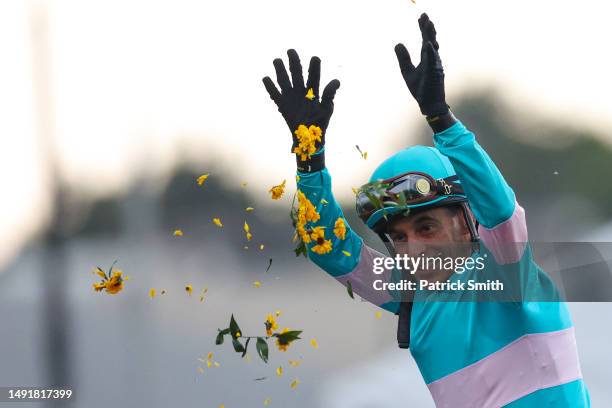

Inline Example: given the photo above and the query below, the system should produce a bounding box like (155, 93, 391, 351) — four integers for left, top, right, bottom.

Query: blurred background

(1, 0, 612, 406)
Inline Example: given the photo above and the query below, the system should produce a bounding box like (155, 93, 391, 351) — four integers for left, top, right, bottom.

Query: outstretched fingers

(287, 49, 305, 91)
(395, 43, 416, 77)
(320, 79, 341, 111)
(273, 58, 292, 93)
(418, 13, 439, 50)
(262, 76, 281, 106)
(306, 56, 321, 98)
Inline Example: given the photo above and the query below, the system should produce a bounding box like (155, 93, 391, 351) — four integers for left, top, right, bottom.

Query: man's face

(386, 206, 472, 282)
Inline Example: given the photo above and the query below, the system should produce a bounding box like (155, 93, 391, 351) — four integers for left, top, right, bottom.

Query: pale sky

(1, 0, 611, 268)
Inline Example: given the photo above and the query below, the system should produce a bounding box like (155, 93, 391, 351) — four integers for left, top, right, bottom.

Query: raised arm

(394, 14, 527, 263)
(262, 50, 399, 312)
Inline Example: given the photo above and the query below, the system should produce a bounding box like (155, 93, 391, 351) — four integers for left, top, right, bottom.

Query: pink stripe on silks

(335, 244, 394, 306)
(427, 327, 583, 408)
(479, 201, 528, 265)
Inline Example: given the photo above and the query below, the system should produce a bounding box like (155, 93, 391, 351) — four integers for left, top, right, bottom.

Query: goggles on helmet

(355, 171, 465, 225)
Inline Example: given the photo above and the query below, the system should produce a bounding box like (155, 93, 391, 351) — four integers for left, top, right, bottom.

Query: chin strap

(377, 232, 413, 349)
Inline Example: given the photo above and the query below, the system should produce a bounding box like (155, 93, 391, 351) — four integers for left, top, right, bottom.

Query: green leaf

(215, 328, 230, 345)
(232, 338, 245, 353)
(229, 315, 241, 339)
(265, 258, 273, 273)
(256, 337, 269, 363)
(346, 280, 355, 299)
(294, 241, 307, 258)
(242, 337, 251, 358)
(275, 330, 302, 343)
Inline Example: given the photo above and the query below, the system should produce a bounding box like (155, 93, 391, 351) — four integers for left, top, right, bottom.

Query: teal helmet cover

(363, 146, 467, 230)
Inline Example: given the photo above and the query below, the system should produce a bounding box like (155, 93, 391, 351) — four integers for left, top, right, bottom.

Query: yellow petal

(214, 361, 220, 367)
(206, 360, 212, 368)
(213, 218, 223, 227)
(264, 398, 271, 406)
(305, 88, 315, 100)
(288, 360, 301, 367)
(173, 229, 184, 237)
(149, 288, 156, 298)
(275, 310, 281, 317)
(375, 311, 382, 319)
(276, 366, 283, 377)
(320, 199, 328, 205)
(310, 339, 319, 349)
(185, 285, 193, 295)
(244, 221, 250, 233)
(236, 331, 241, 338)
(207, 352, 214, 360)
(259, 244, 265, 251)
(342, 250, 351, 257)
(246, 207, 255, 212)
(363, 152, 368, 160)
(253, 281, 262, 288)
(290, 379, 300, 389)
(196, 174, 210, 186)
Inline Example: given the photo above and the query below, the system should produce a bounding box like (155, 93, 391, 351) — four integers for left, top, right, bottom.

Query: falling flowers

(91, 261, 128, 295)
(196, 173, 210, 186)
(269, 180, 287, 200)
(216, 314, 302, 363)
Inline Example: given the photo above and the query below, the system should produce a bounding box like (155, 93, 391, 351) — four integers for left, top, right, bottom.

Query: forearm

(296, 168, 398, 311)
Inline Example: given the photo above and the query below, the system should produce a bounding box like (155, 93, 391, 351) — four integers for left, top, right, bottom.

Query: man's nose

(395, 239, 427, 258)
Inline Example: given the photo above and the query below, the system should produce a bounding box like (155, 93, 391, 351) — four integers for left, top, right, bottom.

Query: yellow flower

(320, 199, 328, 205)
(173, 229, 184, 237)
(269, 180, 287, 200)
(293, 125, 322, 161)
(149, 288, 156, 298)
(276, 328, 296, 352)
(259, 244, 265, 251)
(310, 227, 332, 255)
(290, 379, 300, 389)
(310, 338, 319, 349)
(342, 250, 351, 257)
(93, 282, 106, 292)
(275, 310, 282, 317)
(185, 285, 193, 296)
(244, 221, 253, 241)
(288, 360, 301, 367)
(276, 366, 283, 377)
(245, 207, 254, 212)
(305, 88, 315, 100)
(265, 314, 278, 336)
(236, 331, 241, 338)
(105, 270, 124, 294)
(362, 151, 368, 160)
(207, 352, 214, 360)
(334, 217, 347, 240)
(206, 360, 212, 368)
(213, 218, 223, 227)
(196, 174, 209, 186)
(253, 281, 262, 288)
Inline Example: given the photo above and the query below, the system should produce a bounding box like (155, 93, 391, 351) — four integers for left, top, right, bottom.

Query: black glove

(263, 49, 340, 172)
(395, 13, 449, 119)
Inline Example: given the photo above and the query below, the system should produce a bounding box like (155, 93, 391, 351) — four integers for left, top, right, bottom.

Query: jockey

(262, 13, 590, 407)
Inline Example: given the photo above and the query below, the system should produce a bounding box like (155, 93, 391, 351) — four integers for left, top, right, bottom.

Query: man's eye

(419, 224, 435, 234)
(391, 233, 407, 242)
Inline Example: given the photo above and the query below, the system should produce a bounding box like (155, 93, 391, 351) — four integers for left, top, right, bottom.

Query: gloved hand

(263, 49, 340, 172)
(394, 13, 449, 118)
